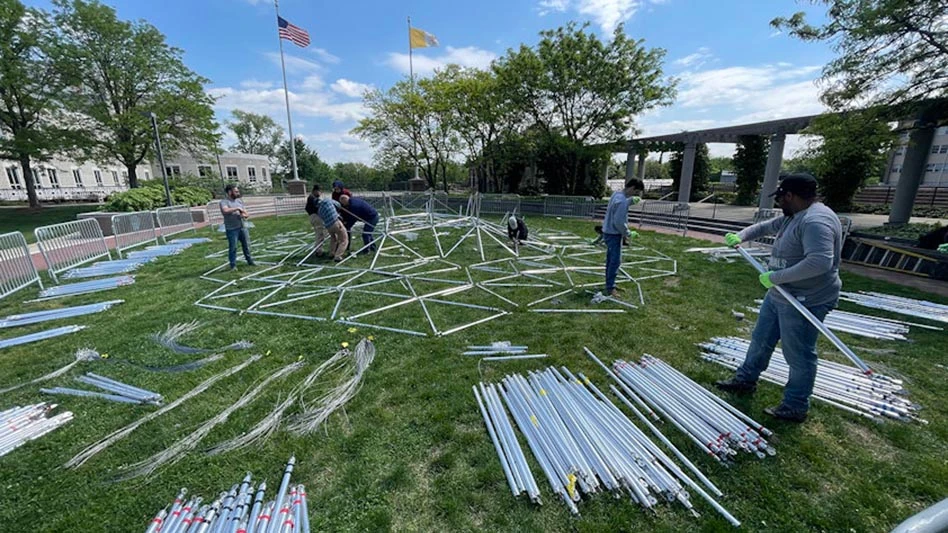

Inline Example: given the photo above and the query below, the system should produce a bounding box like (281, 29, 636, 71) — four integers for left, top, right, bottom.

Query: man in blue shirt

(339, 195, 379, 253)
(601, 179, 643, 296)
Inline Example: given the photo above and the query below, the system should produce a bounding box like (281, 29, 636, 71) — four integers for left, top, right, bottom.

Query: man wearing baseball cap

(715, 173, 843, 423)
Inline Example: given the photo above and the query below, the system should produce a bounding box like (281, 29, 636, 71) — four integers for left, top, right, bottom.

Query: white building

(883, 125, 948, 187)
(153, 152, 272, 192)
(0, 158, 149, 202)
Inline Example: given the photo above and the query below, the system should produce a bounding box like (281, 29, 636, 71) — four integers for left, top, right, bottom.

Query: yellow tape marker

(539, 388, 547, 396)
(567, 474, 578, 498)
(341, 342, 350, 348)
(347, 327, 358, 333)
(530, 415, 538, 427)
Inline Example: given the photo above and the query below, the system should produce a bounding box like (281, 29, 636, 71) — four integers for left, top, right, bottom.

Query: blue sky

(28, 0, 835, 162)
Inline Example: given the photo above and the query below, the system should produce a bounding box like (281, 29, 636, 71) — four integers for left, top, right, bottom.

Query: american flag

(278, 16, 310, 48)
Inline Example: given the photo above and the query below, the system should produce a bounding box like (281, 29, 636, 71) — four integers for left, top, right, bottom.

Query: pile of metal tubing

(0, 325, 85, 349)
(42, 372, 162, 406)
(62, 258, 154, 279)
(145, 456, 309, 533)
(0, 300, 123, 329)
(463, 341, 548, 361)
(685, 246, 771, 261)
(700, 337, 926, 423)
(32, 276, 135, 301)
(840, 291, 948, 324)
(749, 300, 942, 341)
(475, 366, 740, 526)
(609, 354, 775, 461)
(0, 402, 73, 458)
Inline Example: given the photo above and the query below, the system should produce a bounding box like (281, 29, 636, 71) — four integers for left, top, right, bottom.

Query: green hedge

(102, 182, 212, 212)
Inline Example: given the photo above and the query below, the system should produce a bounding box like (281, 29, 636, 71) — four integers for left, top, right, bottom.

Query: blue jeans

(736, 292, 835, 412)
(226, 227, 253, 267)
(603, 233, 623, 292)
(362, 215, 378, 248)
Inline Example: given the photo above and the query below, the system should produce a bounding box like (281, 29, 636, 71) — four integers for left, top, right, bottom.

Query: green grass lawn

(0, 204, 97, 242)
(0, 214, 944, 532)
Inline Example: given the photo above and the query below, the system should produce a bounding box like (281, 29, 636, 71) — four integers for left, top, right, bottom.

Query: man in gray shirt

(716, 173, 842, 423)
(220, 184, 255, 270)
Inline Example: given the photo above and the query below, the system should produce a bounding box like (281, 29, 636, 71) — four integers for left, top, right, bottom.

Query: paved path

(687, 203, 946, 229)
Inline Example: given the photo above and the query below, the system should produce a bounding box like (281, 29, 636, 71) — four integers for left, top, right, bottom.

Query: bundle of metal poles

(476, 366, 740, 526)
(41, 372, 162, 406)
(747, 304, 912, 341)
(145, 456, 310, 533)
(609, 354, 775, 461)
(840, 291, 948, 324)
(699, 337, 925, 423)
(0, 300, 123, 329)
(31, 276, 135, 301)
(0, 325, 85, 349)
(0, 402, 73, 458)
(62, 258, 153, 279)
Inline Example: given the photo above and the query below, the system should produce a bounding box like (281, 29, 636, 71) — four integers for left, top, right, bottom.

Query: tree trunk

(126, 163, 139, 188)
(19, 156, 40, 209)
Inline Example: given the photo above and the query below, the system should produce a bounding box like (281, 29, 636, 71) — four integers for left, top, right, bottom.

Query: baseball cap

(770, 173, 818, 198)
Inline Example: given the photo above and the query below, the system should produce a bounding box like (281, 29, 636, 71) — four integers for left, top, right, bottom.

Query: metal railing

(155, 205, 195, 243)
(111, 211, 158, 258)
(0, 231, 43, 300)
(478, 194, 521, 215)
(540, 195, 598, 218)
(0, 185, 126, 203)
(274, 196, 306, 216)
(751, 208, 783, 248)
(205, 200, 223, 226)
(35, 218, 111, 284)
(638, 200, 691, 236)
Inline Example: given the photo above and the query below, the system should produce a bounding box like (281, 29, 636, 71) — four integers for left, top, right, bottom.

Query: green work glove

(759, 271, 775, 289)
(626, 229, 638, 239)
(630, 196, 641, 205)
(939, 243, 948, 253)
(724, 233, 741, 247)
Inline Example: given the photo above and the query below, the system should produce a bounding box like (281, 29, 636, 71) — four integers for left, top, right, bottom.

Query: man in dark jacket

(339, 195, 379, 253)
(507, 215, 528, 253)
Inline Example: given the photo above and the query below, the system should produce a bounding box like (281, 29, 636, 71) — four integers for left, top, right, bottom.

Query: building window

(941, 145, 948, 154)
(121, 171, 128, 185)
(925, 163, 935, 172)
(94, 169, 104, 186)
(226, 165, 238, 181)
(72, 169, 83, 187)
(198, 165, 213, 178)
(895, 147, 904, 156)
(892, 166, 901, 174)
(31, 169, 43, 189)
(111, 170, 120, 185)
(247, 166, 257, 183)
(932, 145, 940, 154)
(144, 170, 150, 180)
(48, 168, 60, 188)
(165, 165, 181, 177)
(6, 167, 22, 189)
(941, 127, 948, 135)
(262, 167, 269, 180)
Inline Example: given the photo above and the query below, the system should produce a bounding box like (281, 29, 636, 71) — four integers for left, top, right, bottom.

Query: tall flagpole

(408, 16, 419, 181)
(275, 0, 300, 183)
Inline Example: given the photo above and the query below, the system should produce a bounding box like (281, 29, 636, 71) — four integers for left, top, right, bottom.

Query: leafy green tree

(52, 0, 219, 188)
(333, 162, 390, 191)
(275, 138, 334, 186)
(772, 0, 948, 108)
(670, 143, 710, 201)
(227, 110, 284, 158)
(804, 110, 896, 211)
(0, 0, 74, 208)
(732, 135, 770, 205)
(708, 156, 733, 181)
(643, 160, 670, 181)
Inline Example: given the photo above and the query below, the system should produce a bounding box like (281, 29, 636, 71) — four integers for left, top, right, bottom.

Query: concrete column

(677, 142, 696, 204)
(625, 152, 635, 180)
(890, 126, 935, 224)
(637, 152, 647, 181)
(758, 133, 786, 209)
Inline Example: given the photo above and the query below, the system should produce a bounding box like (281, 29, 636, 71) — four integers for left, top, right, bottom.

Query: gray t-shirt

(220, 198, 246, 230)
(739, 202, 842, 307)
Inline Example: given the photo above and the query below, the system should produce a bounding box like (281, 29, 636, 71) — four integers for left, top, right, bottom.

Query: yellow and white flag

(409, 27, 439, 49)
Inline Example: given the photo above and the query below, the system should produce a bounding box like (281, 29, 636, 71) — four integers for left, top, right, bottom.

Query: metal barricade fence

(479, 194, 521, 215)
(155, 205, 195, 243)
(274, 196, 306, 216)
(111, 211, 158, 258)
(751, 208, 783, 248)
(0, 231, 43, 299)
(36, 218, 111, 284)
(206, 200, 223, 226)
(638, 201, 690, 236)
(542, 195, 598, 218)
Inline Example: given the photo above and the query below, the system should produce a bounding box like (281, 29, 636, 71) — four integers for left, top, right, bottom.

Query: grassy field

(0, 204, 96, 242)
(0, 214, 944, 532)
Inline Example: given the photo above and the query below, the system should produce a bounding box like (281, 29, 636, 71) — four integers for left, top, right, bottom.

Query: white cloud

(310, 48, 341, 64)
(265, 52, 322, 74)
(209, 87, 368, 123)
(769, 29, 782, 38)
(331, 79, 374, 98)
(240, 79, 275, 89)
(536, 0, 667, 32)
(538, 0, 569, 15)
(673, 47, 713, 68)
(301, 75, 325, 91)
(386, 46, 498, 76)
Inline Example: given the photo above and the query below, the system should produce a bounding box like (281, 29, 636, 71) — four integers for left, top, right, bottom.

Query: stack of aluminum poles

(474, 383, 541, 504)
(0, 325, 85, 349)
(479, 367, 740, 526)
(62, 258, 152, 279)
(611, 355, 775, 461)
(0, 300, 124, 329)
(0, 402, 73, 458)
(464, 341, 547, 361)
(168, 238, 212, 246)
(31, 276, 135, 301)
(748, 303, 920, 341)
(144, 456, 310, 533)
(42, 372, 162, 406)
(700, 337, 925, 423)
(840, 291, 948, 324)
